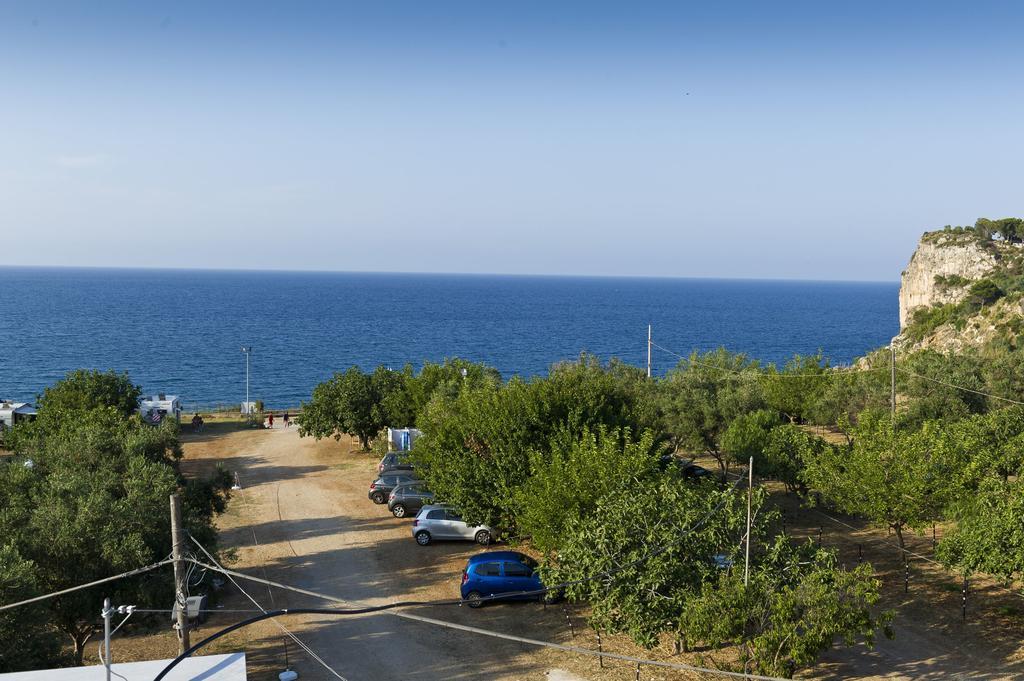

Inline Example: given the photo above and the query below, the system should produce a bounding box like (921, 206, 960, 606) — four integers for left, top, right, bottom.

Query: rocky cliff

(899, 232, 998, 329)
(895, 224, 1024, 353)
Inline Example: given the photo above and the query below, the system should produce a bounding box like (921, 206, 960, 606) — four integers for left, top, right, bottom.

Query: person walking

(267, 412, 275, 429)
(283, 411, 291, 428)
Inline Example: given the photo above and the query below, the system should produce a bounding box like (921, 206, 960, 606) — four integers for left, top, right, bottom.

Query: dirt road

(179, 425, 584, 681)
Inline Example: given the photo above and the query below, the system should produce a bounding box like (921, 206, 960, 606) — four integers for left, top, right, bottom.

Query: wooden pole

(744, 456, 753, 586)
(170, 493, 190, 654)
(890, 342, 896, 417)
(647, 324, 652, 378)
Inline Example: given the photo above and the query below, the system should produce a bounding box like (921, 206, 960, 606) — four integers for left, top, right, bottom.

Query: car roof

(419, 504, 452, 512)
(467, 551, 527, 564)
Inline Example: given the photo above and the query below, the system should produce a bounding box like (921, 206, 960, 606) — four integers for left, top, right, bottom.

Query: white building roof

(0, 402, 35, 415)
(140, 395, 180, 403)
(0, 652, 246, 681)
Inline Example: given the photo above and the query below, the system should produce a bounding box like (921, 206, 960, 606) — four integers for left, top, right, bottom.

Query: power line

(0, 557, 174, 613)
(896, 368, 1024, 406)
(392, 610, 793, 681)
(189, 535, 348, 681)
(154, 606, 795, 681)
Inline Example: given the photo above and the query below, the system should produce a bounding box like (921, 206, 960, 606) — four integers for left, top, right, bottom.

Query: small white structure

(241, 401, 258, 415)
(0, 401, 36, 429)
(387, 427, 422, 452)
(138, 394, 182, 424)
(0, 652, 247, 680)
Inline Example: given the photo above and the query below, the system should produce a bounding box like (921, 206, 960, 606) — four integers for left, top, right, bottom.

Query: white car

(411, 504, 493, 546)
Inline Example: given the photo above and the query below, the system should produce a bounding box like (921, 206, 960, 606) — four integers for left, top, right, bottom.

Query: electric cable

(153, 606, 794, 681)
(896, 368, 1024, 406)
(0, 557, 174, 613)
(188, 535, 348, 681)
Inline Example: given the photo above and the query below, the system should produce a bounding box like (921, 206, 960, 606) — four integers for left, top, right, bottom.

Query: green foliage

(514, 428, 661, 554)
(975, 217, 1024, 243)
(0, 381, 230, 668)
(898, 350, 986, 428)
(299, 366, 384, 450)
(934, 273, 970, 289)
(0, 544, 64, 672)
(410, 355, 661, 528)
(903, 303, 964, 343)
(659, 349, 764, 476)
(967, 278, 1004, 307)
(762, 353, 829, 423)
(36, 369, 141, 419)
(721, 409, 780, 465)
(679, 537, 890, 677)
(545, 476, 755, 648)
(300, 360, 501, 450)
(801, 411, 961, 551)
(939, 476, 1024, 579)
(760, 424, 825, 495)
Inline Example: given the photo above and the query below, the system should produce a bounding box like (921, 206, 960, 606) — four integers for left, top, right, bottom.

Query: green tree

(659, 349, 764, 477)
(721, 409, 780, 468)
(300, 367, 382, 450)
(801, 411, 960, 554)
(36, 369, 141, 419)
(514, 428, 661, 554)
(545, 476, 754, 649)
(679, 537, 890, 677)
(762, 353, 829, 423)
(967, 278, 1004, 307)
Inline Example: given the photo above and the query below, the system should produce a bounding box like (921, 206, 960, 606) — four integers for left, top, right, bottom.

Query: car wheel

(415, 531, 431, 546)
(465, 591, 484, 608)
(474, 530, 491, 546)
(371, 491, 386, 504)
(391, 504, 407, 518)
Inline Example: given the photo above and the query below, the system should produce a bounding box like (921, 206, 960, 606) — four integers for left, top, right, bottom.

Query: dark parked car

(378, 452, 414, 474)
(368, 472, 420, 504)
(659, 454, 714, 481)
(460, 551, 548, 608)
(388, 483, 434, 518)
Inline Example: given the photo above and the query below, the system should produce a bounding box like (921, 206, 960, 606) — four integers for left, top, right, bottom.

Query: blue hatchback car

(460, 551, 545, 608)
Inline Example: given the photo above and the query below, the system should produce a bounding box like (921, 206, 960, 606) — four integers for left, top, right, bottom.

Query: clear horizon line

(0, 262, 900, 285)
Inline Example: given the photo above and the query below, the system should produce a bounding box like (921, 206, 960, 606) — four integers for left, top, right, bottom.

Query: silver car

(411, 504, 493, 546)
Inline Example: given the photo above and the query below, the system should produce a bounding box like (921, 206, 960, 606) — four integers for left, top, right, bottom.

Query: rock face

(898, 233, 997, 329)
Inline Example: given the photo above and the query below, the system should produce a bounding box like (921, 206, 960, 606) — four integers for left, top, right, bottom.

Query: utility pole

(170, 493, 190, 654)
(241, 346, 252, 414)
(647, 324, 652, 378)
(744, 456, 753, 586)
(102, 598, 113, 681)
(890, 341, 896, 417)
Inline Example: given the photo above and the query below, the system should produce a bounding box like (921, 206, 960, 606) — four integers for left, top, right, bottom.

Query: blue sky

(2, 1, 1022, 280)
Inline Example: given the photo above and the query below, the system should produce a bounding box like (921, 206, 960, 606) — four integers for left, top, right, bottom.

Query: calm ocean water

(0, 267, 898, 409)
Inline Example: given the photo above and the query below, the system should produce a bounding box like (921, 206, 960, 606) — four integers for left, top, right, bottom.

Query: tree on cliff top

(975, 217, 1023, 243)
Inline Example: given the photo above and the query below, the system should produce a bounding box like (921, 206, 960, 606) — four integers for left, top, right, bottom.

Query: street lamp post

(241, 346, 252, 414)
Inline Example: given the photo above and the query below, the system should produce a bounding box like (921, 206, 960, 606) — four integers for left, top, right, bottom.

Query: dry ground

(95, 426, 1024, 680)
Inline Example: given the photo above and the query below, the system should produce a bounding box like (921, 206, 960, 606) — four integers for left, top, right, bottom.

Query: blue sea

(0, 267, 898, 409)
